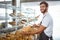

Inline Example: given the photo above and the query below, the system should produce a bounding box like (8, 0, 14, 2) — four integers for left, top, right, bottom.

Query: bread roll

(9, 21, 16, 26)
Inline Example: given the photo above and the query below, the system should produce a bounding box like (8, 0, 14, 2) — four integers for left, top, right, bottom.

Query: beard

(41, 9, 47, 13)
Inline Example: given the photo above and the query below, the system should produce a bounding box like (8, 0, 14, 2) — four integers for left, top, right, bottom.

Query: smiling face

(40, 4, 48, 14)
(40, 1, 48, 14)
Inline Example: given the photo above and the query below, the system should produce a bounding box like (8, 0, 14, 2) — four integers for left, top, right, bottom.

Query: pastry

(9, 21, 16, 26)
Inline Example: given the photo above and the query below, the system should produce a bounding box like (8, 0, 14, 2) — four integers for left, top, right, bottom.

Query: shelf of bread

(9, 12, 24, 17)
(0, 25, 38, 40)
(9, 12, 39, 25)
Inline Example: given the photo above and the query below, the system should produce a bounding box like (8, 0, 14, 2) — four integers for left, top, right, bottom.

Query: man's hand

(33, 24, 40, 28)
(35, 15, 40, 18)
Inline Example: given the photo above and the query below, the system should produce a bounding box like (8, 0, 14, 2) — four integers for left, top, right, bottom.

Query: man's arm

(20, 25, 46, 35)
(30, 16, 50, 35)
(30, 25, 46, 35)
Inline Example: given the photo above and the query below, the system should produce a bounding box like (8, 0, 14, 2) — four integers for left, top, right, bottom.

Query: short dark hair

(40, 1, 48, 7)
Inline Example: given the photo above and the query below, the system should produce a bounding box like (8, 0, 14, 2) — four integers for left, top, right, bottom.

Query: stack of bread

(0, 25, 37, 40)
(9, 13, 24, 17)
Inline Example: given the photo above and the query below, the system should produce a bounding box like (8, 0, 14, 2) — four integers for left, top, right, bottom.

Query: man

(21, 1, 53, 40)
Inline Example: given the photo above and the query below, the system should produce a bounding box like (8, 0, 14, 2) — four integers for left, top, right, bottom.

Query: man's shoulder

(45, 13, 53, 20)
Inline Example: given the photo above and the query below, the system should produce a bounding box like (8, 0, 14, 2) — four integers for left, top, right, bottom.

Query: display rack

(0, 0, 38, 34)
(0, 0, 22, 34)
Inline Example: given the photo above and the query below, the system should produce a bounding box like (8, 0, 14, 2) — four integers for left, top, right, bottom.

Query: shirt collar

(43, 12, 49, 17)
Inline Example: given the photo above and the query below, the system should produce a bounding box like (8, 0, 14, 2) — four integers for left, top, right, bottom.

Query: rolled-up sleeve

(41, 16, 50, 27)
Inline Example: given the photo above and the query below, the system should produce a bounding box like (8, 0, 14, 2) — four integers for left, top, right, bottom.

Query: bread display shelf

(0, 1, 38, 40)
(0, 25, 37, 40)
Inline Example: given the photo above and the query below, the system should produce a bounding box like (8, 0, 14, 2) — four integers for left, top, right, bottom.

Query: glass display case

(0, 0, 39, 40)
(0, 0, 38, 34)
(0, 0, 22, 34)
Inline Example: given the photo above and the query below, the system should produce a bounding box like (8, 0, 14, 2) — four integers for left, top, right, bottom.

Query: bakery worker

(21, 1, 53, 40)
